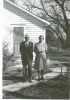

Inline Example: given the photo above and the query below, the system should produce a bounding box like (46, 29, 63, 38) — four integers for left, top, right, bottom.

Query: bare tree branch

(14, 0, 70, 47)
(40, 0, 67, 32)
(54, 0, 69, 30)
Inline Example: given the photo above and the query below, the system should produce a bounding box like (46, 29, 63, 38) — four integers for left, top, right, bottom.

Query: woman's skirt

(34, 52, 48, 72)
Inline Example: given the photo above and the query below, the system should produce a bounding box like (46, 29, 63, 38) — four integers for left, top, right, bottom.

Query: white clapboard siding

(3, 26, 13, 53)
(3, 9, 45, 53)
(25, 25, 44, 43)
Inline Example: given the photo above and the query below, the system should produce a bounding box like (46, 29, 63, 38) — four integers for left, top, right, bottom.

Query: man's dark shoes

(24, 76, 28, 81)
(29, 78, 32, 82)
(47, 69, 52, 73)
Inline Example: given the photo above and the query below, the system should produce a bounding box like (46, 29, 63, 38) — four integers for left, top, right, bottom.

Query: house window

(13, 27, 24, 55)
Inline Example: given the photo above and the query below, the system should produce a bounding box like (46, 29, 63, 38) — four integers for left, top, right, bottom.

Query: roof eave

(3, 0, 50, 29)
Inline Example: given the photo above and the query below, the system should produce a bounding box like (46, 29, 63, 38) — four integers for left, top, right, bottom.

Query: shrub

(3, 42, 15, 74)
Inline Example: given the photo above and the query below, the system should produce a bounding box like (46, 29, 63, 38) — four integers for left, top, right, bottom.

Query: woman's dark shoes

(37, 78, 40, 81)
(41, 77, 44, 80)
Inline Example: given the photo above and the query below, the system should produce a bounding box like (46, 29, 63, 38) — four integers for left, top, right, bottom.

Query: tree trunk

(66, 25, 70, 48)
(59, 37, 66, 49)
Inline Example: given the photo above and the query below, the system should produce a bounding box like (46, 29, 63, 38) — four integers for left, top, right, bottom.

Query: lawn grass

(17, 75, 69, 99)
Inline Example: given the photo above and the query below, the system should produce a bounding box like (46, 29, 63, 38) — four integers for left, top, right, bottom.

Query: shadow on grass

(17, 75, 69, 99)
(3, 74, 25, 83)
(3, 72, 69, 99)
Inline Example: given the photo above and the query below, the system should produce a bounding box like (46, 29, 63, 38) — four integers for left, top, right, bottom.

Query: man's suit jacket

(20, 41, 33, 61)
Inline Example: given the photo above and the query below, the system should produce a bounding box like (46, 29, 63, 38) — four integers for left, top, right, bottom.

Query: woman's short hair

(39, 35, 44, 40)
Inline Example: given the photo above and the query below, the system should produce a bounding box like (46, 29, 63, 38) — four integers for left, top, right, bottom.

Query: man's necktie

(26, 42, 29, 47)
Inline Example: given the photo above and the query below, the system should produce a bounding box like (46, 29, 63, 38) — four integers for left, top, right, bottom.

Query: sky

(15, 0, 70, 19)
(15, 0, 41, 15)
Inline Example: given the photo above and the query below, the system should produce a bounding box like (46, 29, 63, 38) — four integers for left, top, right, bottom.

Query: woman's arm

(34, 44, 38, 54)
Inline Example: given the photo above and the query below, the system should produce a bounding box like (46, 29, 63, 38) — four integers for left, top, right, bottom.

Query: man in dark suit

(20, 34, 33, 82)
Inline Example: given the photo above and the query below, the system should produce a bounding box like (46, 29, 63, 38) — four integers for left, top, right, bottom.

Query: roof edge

(4, 0, 50, 25)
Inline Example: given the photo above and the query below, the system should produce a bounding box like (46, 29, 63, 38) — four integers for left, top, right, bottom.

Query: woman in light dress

(34, 35, 48, 81)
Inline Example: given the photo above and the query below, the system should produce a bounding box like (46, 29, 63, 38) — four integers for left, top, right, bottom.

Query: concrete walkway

(3, 66, 67, 92)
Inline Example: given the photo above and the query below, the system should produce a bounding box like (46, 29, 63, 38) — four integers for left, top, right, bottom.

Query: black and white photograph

(2, 0, 70, 99)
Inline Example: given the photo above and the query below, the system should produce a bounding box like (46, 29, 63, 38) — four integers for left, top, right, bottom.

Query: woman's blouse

(34, 42, 48, 53)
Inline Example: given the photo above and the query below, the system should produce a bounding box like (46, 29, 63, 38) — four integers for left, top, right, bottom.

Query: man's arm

(31, 42, 33, 53)
(20, 42, 22, 53)
(34, 44, 38, 54)
(45, 43, 48, 53)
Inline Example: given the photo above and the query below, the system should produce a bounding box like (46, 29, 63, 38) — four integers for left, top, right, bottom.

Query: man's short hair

(25, 34, 29, 38)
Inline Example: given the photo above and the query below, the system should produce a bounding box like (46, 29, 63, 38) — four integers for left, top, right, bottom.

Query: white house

(3, 0, 50, 56)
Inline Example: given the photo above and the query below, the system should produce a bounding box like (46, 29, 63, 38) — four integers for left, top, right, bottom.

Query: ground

(2, 49, 70, 99)
(2, 64, 69, 99)
(3, 75, 69, 99)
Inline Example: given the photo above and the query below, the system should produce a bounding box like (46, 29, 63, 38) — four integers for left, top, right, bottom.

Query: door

(13, 27, 24, 55)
